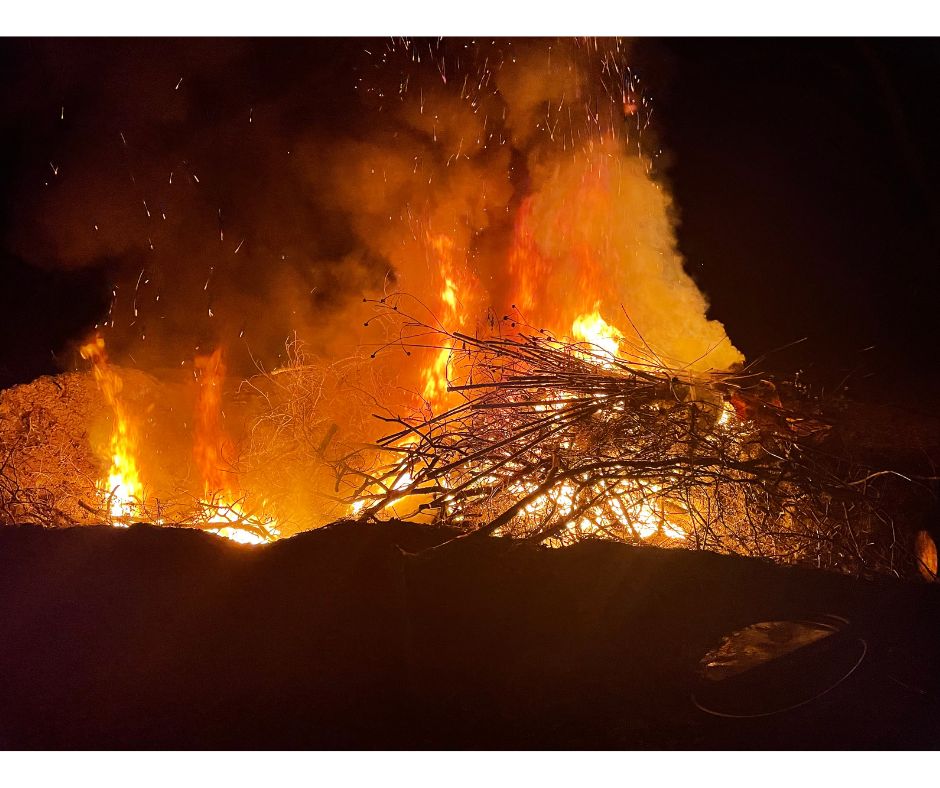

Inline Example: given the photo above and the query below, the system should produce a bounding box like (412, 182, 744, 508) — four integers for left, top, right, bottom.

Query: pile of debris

(0, 367, 193, 530)
(343, 303, 914, 577)
(0, 371, 128, 526)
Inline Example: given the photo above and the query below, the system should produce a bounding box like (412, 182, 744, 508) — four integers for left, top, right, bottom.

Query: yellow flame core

(80, 336, 142, 522)
(421, 232, 472, 412)
(571, 306, 624, 366)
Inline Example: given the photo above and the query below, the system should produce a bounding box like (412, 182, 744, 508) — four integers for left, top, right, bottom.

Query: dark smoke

(1, 39, 386, 377)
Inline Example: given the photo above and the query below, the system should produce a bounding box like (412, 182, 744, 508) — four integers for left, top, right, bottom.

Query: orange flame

(420, 232, 471, 412)
(506, 198, 549, 318)
(80, 335, 143, 522)
(193, 347, 279, 544)
(193, 347, 233, 495)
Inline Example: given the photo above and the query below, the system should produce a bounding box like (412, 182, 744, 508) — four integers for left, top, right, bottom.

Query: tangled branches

(344, 303, 903, 576)
(236, 334, 395, 533)
(0, 383, 102, 527)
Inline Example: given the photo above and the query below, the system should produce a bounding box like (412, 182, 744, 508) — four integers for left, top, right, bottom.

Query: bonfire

(341, 298, 902, 577)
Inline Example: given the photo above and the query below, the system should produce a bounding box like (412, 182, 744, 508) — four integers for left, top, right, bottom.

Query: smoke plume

(2, 38, 741, 380)
(1, 39, 744, 530)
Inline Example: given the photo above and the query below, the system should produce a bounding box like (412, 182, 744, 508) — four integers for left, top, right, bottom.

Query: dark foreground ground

(0, 521, 939, 749)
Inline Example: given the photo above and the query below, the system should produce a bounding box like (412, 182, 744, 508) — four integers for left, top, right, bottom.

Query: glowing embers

(79, 335, 144, 523)
(717, 398, 736, 427)
(197, 492, 279, 546)
(499, 477, 687, 545)
(349, 435, 420, 520)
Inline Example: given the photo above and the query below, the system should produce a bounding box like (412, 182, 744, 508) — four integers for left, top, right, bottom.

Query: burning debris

(236, 335, 384, 531)
(191, 346, 280, 544)
(0, 334, 283, 545)
(0, 370, 117, 527)
(79, 335, 144, 523)
(342, 301, 906, 576)
(0, 303, 922, 579)
(0, 333, 368, 542)
(0, 39, 934, 581)
(2, 39, 754, 546)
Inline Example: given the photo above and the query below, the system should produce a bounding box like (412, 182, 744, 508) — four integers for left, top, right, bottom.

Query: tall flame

(79, 335, 142, 522)
(193, 347, 233, 495)
(193, 347, 279, 545)
(421, 232, 470, 412)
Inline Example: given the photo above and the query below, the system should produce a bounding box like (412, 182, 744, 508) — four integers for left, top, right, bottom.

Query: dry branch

(339, 299, 907, 577)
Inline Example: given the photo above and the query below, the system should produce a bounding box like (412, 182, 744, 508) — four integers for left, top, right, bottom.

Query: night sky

(647, 39, 940, 400)
(1, 38, 938, 401)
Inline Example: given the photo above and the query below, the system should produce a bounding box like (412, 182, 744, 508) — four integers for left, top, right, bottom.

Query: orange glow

(506, 165, 609, 338)
(199, 492, 279, 546)
(350, 450, 416, 519)
(506, 199, 549, 317)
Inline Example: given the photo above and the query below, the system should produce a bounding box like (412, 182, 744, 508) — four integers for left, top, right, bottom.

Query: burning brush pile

(0, 336, 284, 545)
(0, 297, 920, 577)
(0, 38, 930, 579)
(343, 301, 905, 577)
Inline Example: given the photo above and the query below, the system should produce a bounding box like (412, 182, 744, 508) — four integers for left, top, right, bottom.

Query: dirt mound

(0, 521, 938, 748)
